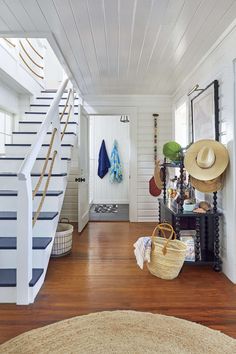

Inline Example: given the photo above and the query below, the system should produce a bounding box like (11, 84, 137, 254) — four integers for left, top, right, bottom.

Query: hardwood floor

(0, 221, 236, 344)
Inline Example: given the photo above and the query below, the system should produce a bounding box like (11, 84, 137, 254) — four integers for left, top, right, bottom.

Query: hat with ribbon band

(184, 139, 229, 181)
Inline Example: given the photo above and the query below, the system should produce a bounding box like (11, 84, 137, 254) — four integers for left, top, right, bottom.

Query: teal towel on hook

(110, 140, 123, 183)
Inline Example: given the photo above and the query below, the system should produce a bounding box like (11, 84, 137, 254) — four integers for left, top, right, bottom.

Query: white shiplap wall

(90, 115, 130, 204)
(173, 25, 236, 283)
(137, 109, 172, 221)
(60, 146, 79, 223)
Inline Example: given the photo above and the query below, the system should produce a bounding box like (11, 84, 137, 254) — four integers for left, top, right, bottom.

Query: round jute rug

(0, 310, 235, 354)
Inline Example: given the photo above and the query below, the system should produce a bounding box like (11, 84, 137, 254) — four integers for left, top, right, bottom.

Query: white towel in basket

(133, 237, 152, 270)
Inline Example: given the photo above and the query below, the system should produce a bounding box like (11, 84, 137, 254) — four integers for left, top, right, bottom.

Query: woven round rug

(0, 310, 235, 354)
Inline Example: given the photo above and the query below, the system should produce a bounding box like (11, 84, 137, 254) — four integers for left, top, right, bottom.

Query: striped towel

(133, 237, 152, 270)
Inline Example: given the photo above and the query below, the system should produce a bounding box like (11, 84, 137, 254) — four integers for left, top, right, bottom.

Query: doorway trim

(84, 104, 138, 222)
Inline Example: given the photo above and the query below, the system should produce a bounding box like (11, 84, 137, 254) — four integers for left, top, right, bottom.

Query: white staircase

(0, 79, 78, 304)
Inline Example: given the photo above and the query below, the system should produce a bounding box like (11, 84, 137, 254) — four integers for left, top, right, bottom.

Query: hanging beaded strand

(153, 113, 160, 222)
(153, 113, 159, 163)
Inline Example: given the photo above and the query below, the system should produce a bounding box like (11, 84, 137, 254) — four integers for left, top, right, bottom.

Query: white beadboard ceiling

(0, 0, 236, 95)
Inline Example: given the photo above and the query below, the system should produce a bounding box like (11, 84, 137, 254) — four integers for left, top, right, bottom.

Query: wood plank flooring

(0, 221, 236, 344)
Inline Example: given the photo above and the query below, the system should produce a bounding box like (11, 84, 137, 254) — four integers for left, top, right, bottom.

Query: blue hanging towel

(110, 140, 123, 183)
(98, 140, 111, 179)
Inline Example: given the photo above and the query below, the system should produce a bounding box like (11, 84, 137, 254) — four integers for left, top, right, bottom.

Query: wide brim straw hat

(154, 160, 163, 190)
(184, 139, 229, 181)
(190, 174, 224, 193)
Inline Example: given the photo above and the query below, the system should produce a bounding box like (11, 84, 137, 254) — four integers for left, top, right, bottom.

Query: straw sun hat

(184, 140, 229, 193)
(184, 140, 229, 181)
(154, 160, 163, 190)
(190, 174, 224, 193)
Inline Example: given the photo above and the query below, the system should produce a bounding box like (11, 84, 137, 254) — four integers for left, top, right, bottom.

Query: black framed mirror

(190, 80, 219, 142)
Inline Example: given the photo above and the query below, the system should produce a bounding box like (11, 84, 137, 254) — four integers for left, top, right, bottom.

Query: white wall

(84, 95, 172, 222)
(0, 80, 19, 115)
(43, 41, 65, 89)
(173, 24, 236, 283)
(0, 39, 44, 98)
(60, 146, 79, 222)
(90, 115, 130, 204)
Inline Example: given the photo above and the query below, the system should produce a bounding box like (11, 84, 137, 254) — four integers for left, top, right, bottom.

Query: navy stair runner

(0, 237, 52, 250)
(0, 269, 43, 287)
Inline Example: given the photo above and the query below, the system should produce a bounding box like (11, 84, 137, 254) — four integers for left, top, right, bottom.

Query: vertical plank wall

(60, 146, 79, 222)
(90, 115, 130, 205)
(137, 108, 172, 221)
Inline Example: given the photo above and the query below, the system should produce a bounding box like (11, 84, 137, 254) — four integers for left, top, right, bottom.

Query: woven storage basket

(51, 218, 73, 258)
(147, 223, 187, 280)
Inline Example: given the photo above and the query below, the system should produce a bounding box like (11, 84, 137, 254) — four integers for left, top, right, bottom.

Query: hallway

(0, 221, 236, 343)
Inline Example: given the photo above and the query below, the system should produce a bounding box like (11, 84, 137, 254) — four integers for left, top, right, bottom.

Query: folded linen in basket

(133, 237, 152, 270)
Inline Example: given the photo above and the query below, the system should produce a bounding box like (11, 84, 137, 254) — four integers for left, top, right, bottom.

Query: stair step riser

(0, 175, 67, 191)
(0, 271, 45, 303)
(0, 159, 69, 173)
(13, 133, 76, 145)
(22, 114, 78, 123)
(0, 217, 58, 237)
(0, 289, 16, 303)
(39, 92, 70, 98)
(5, 145, 73, 158)
(27, 106, 78, 114)
(0, 246, 52, 268)
(34, 97, 78, 105)
(19, 123, 77, 134)
(0, 195, 62, 212)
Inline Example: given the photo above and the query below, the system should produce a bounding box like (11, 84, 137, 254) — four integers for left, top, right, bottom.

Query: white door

(78, 105, 90, 232)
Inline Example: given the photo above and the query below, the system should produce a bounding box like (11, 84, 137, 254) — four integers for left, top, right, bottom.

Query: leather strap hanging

(149, 114, 161, 197)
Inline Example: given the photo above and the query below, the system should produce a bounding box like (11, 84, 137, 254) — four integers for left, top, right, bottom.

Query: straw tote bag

(147, 223, 187, 280)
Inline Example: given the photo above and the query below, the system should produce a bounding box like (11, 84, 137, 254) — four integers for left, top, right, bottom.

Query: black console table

(159, 158, 221, 271)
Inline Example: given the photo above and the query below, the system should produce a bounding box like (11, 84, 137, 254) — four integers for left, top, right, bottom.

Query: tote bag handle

(151, 223, 176, 255)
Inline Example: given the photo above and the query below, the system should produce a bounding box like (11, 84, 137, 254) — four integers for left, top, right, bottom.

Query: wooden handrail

(60, 88, 72, 121)
(32, 128, 57, 198)
(26, 38, 43, 60)
(61, 105, 72, 140)
(18, 78, 69, 180)
(19, 40, 44, 69)
(3, 38, 16, 47)
(19, 53, 44, 79)
(33, 150, 57, 226)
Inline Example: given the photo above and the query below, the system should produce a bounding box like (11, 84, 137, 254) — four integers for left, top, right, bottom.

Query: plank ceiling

(0, 0, 236, 95)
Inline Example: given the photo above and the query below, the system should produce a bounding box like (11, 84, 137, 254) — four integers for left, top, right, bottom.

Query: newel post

(16, 174, 33, 305)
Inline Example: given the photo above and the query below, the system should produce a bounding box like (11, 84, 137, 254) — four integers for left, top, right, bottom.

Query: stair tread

(12, 132, 76, 135)
(24, 112, 78, 115)
(20, 120, 77, 124)
(0, 237, 52, 250)
(0, 190, 63, 197)
(30, 104, 79, 107)
(0, 157, 71, 161)
(5, 143, 73, 147)
(36, 97, 78, 100)
(0, 172, 67, 176)
(0, 211, 58, 220)
(41, 89, 68, 93)
(0, 268, 43, 287)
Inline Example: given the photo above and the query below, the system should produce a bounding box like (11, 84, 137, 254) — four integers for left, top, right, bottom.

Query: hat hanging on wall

(184, 139, 229, 181)
(190, 174, 224, 193)
(163, 141, 182, 162)
(154, 160, 163, 190)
